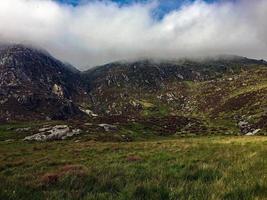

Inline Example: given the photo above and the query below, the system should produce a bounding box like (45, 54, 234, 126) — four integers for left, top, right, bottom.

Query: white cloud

(0, 0, 266, 69)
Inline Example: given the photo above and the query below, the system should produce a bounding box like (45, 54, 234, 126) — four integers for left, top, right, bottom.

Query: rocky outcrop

(0, 44, 87, 121)
(24, 125, 81, 141)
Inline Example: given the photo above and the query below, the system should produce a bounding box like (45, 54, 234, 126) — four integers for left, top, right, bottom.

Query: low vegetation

(0, 127, 267, 199)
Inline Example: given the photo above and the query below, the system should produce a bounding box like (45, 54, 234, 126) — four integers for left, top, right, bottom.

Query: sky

(0, 0, 266, 69)
(58, 0, 217, 14)
(57, 0, 217, 18)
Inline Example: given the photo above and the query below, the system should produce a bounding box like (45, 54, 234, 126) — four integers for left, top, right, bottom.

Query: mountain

(84, 56, 266, 95)
(1, 44, 267, 135)
(84, 57, 266, 113)
(0, 44, 87, 121)
(83, 57, 267, 134)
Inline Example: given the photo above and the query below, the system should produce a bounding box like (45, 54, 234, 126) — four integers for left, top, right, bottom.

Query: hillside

(83, 58, 267, 135)
(0, 44, 267, 135)
(0, 45, 87, 121)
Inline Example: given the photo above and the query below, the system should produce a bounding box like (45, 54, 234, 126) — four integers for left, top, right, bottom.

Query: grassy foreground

(0, 136, 267, 200)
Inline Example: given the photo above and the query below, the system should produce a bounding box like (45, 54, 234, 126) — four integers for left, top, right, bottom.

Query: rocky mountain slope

(1, 44, 267, 135)
(84, 57, 267, 134)
(0, 45, 87, 121)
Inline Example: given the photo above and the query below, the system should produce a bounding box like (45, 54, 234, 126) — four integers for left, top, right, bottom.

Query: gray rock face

(0, 44, 87, 121)
(24, 125, 81, 141)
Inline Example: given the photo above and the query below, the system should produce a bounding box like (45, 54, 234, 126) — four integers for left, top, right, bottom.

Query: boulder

(245, 129, 261, 136)
(24, 125, 81, 141)
(98, 124, 117, 132)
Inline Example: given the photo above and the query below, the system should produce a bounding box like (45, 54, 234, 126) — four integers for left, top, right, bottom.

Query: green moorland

(0, 125, 267, 200)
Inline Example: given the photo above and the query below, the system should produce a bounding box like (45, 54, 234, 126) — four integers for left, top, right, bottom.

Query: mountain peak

(0, 44, 85, 121)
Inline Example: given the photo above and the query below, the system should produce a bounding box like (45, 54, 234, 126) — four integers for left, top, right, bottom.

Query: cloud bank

(0, 0, 266, 69)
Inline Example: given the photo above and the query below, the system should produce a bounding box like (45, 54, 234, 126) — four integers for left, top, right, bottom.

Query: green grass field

(0, 136, 267, 200)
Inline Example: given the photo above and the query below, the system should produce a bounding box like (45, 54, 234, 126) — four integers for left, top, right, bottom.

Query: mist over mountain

(0, 0, 266, 69)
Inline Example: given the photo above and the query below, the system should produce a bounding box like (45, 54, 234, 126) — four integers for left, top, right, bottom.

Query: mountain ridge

(0, 44, 267, 135)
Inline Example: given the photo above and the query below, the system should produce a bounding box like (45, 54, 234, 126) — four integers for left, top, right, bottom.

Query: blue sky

(57, 0, 217, 18)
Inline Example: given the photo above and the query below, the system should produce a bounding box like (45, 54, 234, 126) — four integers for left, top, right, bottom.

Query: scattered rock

(15, 127, 31, 132)
(79, 107, 98, 117)
(246, 129, 261, 136)
(23, 125, 81, 141)
(98, 124, 117, 132)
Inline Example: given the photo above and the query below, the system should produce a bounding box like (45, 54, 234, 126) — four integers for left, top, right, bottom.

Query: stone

(246, 129, 261, 136)
(15, 127, 31, 132)
(24, 125, 81, 141)
(98, 124, 117, 132)
(52, 84, 64, 98)
(79, 107, 98, 117)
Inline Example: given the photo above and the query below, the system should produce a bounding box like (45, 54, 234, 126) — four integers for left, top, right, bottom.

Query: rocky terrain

(1, 44, 267, 137)
(84, 57, 267, 135)
(0, 44, 87, 121)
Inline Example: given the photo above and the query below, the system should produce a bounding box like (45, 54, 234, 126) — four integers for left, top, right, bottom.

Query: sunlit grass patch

(0, 136, 266, 199)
